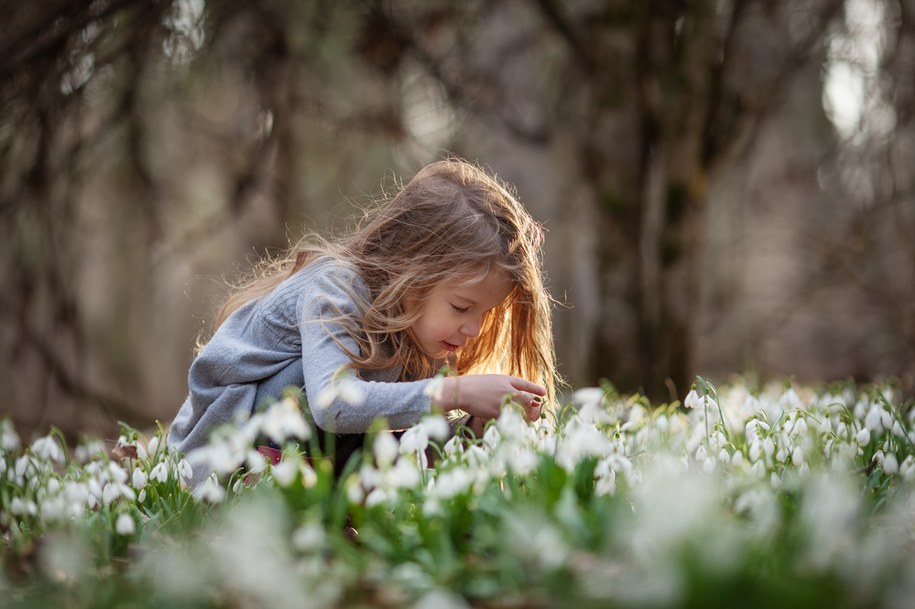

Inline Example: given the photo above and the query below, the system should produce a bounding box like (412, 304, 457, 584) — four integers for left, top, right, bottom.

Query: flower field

(3, 377, 915, 609)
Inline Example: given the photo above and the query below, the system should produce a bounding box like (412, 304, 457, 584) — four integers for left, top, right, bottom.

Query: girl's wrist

(432, 376, 461, 412)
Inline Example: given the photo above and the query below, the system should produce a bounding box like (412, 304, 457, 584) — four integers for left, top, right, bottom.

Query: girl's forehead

(445, 269, 513, 303)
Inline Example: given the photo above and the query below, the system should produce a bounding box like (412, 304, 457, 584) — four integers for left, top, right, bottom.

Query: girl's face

(410, 269, 513, 360)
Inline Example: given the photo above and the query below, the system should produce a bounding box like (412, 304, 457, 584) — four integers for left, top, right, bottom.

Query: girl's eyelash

(451, 304, 469, 313)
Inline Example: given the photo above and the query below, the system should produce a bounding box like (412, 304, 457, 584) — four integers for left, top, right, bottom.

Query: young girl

(168, 158, 558, 483)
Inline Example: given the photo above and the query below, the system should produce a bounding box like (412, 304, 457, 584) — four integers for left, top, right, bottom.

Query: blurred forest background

(1, 0, 913, 440)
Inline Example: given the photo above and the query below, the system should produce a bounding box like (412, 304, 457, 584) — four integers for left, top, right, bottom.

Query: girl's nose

(461, 318, 482, 337)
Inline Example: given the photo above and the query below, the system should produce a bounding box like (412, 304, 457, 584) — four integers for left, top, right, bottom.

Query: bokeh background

(1, 0, 913, 440)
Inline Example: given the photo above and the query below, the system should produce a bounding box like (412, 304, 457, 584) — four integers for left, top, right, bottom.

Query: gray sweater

(168, 257, 434, 463)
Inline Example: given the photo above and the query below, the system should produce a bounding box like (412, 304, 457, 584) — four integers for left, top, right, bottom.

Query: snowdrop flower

(373, 431, 399, 469)
(40, 495, 66, 522)
(573, 386, 605, 407)
(261, 397, 311, 444)
(132, 467, 148, 490)
(1, 419, 20, 452)
(781, 387, 801, 410)
(423, 376, 444, 401)
(864, 407, 884, 433)
(684, 389, 701, 409)
(792, 446, 805, 466)
(150, 462, 169, 483)
(176, 459, 193, 484)
(345, 475, 365, 504)
(430, 467, 473, 500)
(193, 473, 226, 503)
(365, 486, 396, 507)
(749, 440, 762, 463)
(855, 428, 870, 447)
(102, 482, 136, 505)
(884, 452, 899, 475)
(107, 462, 128, 485)
(115, 512, 136, 536)
(800, 474, 858, 569)
(385, 459, 421, 490)
(271, 458, 299, 487)
(316, 378, 364, 410)
(745, 419, 768, 443)
(32, 435, 64, 463)
(245, 449, 267, 474)
(11, 497, 37, 516)
(292, 522, 326, 553)
(188, 441, 242, 477)
(776, 447, 788, 463)
(74, 440, 105, 463)
(900, 455, 915, 480)
(420, 415, 450, 442)
(399, 425, 429, 456)
(338, 379, 365, 406)
(146, 435, 160, 458)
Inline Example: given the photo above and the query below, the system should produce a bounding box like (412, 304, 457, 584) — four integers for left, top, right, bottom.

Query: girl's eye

(451, 304, 470, 313)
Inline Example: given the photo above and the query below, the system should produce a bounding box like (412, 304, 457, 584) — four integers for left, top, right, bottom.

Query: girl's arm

(433, 375, 545, 423)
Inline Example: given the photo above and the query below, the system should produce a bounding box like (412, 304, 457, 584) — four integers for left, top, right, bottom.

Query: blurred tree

(1, 0, 913, 439)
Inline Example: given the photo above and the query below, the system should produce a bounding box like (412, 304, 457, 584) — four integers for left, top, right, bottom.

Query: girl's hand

(434, 374, 545, 423)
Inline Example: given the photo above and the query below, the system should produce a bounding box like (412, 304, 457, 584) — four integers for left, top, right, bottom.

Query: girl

(169, 158, 558, 483)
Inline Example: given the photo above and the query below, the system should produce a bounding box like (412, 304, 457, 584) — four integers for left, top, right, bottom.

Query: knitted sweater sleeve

(299, 267, 433, 433)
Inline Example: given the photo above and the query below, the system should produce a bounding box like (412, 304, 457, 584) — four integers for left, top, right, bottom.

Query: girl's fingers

(525, 403, 542, 422)
(510, 377, 546, 396)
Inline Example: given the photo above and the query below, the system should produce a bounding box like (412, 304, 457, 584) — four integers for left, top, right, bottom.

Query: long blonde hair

(214, 158, 559, 404)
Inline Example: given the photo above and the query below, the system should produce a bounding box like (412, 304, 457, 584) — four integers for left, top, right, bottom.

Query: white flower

(792, 446, 805, 466)
(749, 440, 762, 463)
(365, 487, 395, 507)
(399, 425, 429, 456)
(884, 452, 899, 475)
(246, 450, 267, 474)
(193, 473, 226, 503)
(262, 397, 311, 444)
(864, 407, 883, 433)
(11, 497, 37, 516)
(150, 461, 169, 483)
(385, 459, 421, 490)
(2, 419, 21, 452)
(115, 512, 136, 536)
(271, 458, 299, 487)
(107, 462, 128, 484)
(338, 380, 365, 406)
(102, 482, 136, 505)
(373, 431, 399, 469)
(345, 475, 365, 504)
(146, 435, 160, 458)
(684, 389, 701, 409)
(316, 379, 365, 410)
(429, 467, 472, 500)
(900, 455, 915, 480)
(132, 467, 148, 490)
(31, 435, 64, 463)
(40, 496, 66, 522)
(781, 387, 801, 410)
(176, 459, 193, 483)
(573, 387, 605, 410)
(292, 523, 326, 553)
(188, 442, 240, 476)
(423, 376, 445, 401)
(855, 428, 870, 447)
(420, 415, 450, 442)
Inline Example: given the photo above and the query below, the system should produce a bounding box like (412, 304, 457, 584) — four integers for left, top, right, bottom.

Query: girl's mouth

(441, 341, 461, 352)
